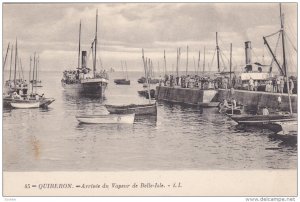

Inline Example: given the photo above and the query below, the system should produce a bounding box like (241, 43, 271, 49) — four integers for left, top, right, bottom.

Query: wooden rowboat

(105, 103, 157, 115)
(76, 113, 135, 124)
(230, 114, 296, 125)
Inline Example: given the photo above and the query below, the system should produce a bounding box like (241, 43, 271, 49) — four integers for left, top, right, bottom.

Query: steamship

(61, 10, 108, 97)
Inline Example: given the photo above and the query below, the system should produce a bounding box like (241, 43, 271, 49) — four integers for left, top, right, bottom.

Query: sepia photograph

(2, 2, 298, 198)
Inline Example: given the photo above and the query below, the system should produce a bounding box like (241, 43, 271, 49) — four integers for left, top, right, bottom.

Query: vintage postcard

(2, 2, 297, 199)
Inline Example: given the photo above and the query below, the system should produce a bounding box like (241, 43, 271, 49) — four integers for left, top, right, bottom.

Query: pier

(156, 86, 297, 112)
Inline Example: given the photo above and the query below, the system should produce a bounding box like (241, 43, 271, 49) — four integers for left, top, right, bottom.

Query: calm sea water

(3, 71, 297, 171)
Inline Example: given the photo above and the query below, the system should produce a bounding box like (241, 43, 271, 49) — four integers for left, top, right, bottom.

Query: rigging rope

(209, 48, 216, 70)
(285, 33, 297, 52)
(264, 30, 281, 38)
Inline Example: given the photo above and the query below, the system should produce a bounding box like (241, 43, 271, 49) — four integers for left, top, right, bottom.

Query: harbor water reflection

(3, 71, 297, 171)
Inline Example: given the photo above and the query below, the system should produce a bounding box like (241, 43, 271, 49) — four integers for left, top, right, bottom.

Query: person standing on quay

(276, 77, 281, 93)
(289, 79, 294, 94)
(279, 78, 284, 93)
(272, 78, 277, 93)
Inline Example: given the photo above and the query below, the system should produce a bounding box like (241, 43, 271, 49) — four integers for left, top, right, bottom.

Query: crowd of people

(160, 73, 296, 94)
(62, 69, 109, 84)
(160, 74, 232, 90)
(248, 76, 295, 94)
(5, 79, 29, 95)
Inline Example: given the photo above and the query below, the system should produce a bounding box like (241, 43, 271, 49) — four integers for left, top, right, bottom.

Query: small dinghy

(76, 113, 135, 124)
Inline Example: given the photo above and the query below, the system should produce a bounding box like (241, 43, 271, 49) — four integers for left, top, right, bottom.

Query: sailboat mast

(37, 55, 39, 82)
(121, 61, 124, 77)
(216, 32, 220, 72)
(230, 43, 232, 88)
(93, 9, 98, 77)
(32, 53, 36, 93)
(197, 50, 200, 75)
(280, 4, 292, 114)
(9, 44, 13, 81)
(163, 50, 167, 75)
(147, 58, 151, 102)
(186, 45, 189, 75)
(125, 61, 128, 80)
(78, 20, 81, 69)
(3, 43, 10, 71)
(14, 39, 18, 87)
(203, 46, 206, 73)
(19, 58, 24, 80)
(29, 56, 32, 85)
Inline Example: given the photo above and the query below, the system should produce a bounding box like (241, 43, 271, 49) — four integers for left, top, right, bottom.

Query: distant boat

(138, 77, 159, 84)
(76, 113, 135, 124)
(114, 61, 130, 85)
(114, 78, 130, 85)
(105, 103, 157, 115)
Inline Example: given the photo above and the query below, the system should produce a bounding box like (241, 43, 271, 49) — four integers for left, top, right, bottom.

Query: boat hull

(114, 79, 130, 85)
(230, 114, 297, 125)
(11, 101, 40, 109)
(62, 79, 108, 97)
(105, 103, 157, 115)
(265, 121, 298, 134)
(76, 114, 135, 124)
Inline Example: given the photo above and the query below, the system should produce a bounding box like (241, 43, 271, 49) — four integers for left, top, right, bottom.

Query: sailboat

(31, 55, 42, 87)
(3, 41, 29, 97)
(114, 61, 130, 85)
(10, 52, 55, 109)
(61, 10, 109, 97)
(105, 49, 157, 116)
(230, 4, 297, 134)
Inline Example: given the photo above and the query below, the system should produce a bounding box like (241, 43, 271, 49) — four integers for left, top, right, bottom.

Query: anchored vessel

(61, 10, 108, 97)
(76, 114, 135, 124)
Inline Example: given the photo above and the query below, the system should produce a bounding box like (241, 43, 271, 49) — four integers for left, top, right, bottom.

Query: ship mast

(78, 20, 81, 69)
(280, 3, 292, 114)
(93, 9, 98, 78)
(203, 46, 206, 73)
(229, 43, 232, 88)
(216, 32, 220, 72)
(163, 50, 167, 75)
(9, 44, 13, 81)
(14, 38, 17, 87)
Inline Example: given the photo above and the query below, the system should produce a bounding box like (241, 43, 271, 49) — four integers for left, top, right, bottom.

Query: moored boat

(265, 120, 297, 134)
(76, 113, 135, 124)
(61, 10, 109, 97)
(114, 78, 130, 85)
(10, 99, 40, 109)
(230, 114, 296, 125)
(105, 102, 157, 115)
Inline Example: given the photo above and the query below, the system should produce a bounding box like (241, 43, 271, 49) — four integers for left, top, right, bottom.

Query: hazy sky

(2, 3, 297, 72)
